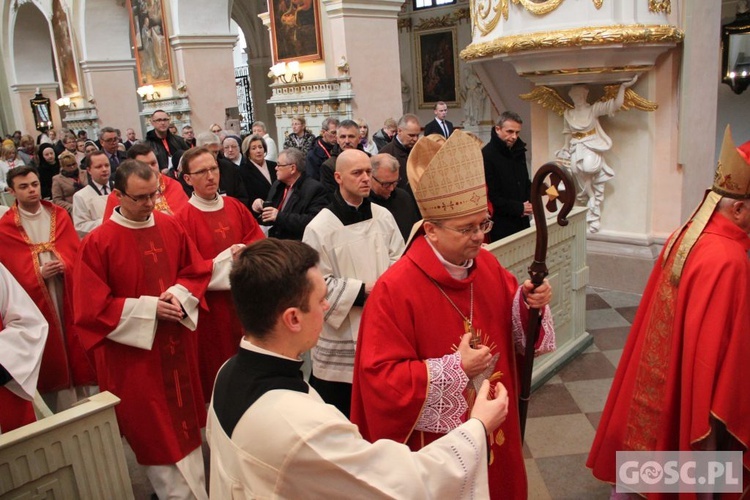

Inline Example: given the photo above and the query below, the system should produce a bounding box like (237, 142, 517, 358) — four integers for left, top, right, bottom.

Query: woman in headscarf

(51, 151, 85, 214)
(36, 143, 60, 199)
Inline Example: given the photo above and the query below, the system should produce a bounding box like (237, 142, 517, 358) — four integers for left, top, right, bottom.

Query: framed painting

(415, 27, 459, 108)
(51, 0, 79, 95)
(268, 0, 323, 64)
(127, 0, 173, 86)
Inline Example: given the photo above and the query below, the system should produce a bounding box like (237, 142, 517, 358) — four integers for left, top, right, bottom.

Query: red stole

(351, 237, 527, 499)
(103, 175, 188, 220)
(0, 202, 94, 392)
(174, 198, 264, 401)
(73, 212, 212, 464)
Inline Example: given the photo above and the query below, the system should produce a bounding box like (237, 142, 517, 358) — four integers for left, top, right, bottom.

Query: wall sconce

(30, 89, 53, 132)
(55, 96, 76, 109)
(137, 85, 161, 100)
(269, 61, 303, 84)
(721, 2, 750, 94)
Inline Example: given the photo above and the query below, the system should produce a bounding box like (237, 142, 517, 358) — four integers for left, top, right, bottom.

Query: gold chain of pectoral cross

(427, 278, 482, 349)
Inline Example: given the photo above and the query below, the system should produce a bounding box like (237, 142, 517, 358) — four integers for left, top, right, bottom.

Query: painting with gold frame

(269, 0, 324, 64)
(127, 0, 172, 86)
(415, 27, 459, 108)
(51, 0, 79, 95)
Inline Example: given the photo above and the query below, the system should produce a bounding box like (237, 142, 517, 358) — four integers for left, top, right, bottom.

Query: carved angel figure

(521, 76, 657, 232)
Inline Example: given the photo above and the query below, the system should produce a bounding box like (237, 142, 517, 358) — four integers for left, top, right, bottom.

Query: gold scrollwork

(414, 8, 470, 31)
(648, 0, 671, 14)
(460, 24, 684, 61)
(513, 0, 566, 16)
(473, 0, 503, 37)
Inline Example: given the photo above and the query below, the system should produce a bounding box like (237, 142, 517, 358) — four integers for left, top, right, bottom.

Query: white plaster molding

(322, 0, 404, 19)
(9, 83, 58, 93)
(138, 96, 191, 119)
(257, 11, 271, 31)
(268, 78, 354, 104)
(587, 230, 669, 248)
(79, 59, 136, 73)
(169, 34, 239, 50)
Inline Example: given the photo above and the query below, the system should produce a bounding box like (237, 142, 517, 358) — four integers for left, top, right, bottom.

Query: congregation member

(372, 117, 397, 150)
(36, 143, 59, 199)
(123, 128, 138, 150)
(239, 134, 276, 207)
(251, 147, 329, 240)
(251, 121, 277, 161)
(51, 151, 85, 215)
(221, 135, 244, 168)
(103, 143, 188, 218)
(74, 160, 215, 500)
(587, 127, 750, 495)
(282, 115, 315, 156)
(175, 147, 264, 401)
(483, 111, 532, 242)
(351, 131, 555, 499)
(208, 237, 511, 498)
(181, 125, 196, 148)
(302, 149, 404, 417)
(99, 127, 127, 171)
(319, 119, 366, 193)
(0, 142, 24, 191)
(368, 152, 421, 241)
(0, 262, 48, 434)
(305, 117, 338, 181)
(355, 118, 379, 155)
(423, 101, 454, 138)
(16, 134, 36, 166)
(379, 113, 421, 194)
(144, 109, 189, 171)
(0, 166, 94, 411)
(72, 151, 113, 237)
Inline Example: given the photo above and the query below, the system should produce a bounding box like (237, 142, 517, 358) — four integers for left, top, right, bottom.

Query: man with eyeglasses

(175, 147, 264, 403)
(368, 153, 421, 241)
(305, 117, 339, 181)
(102, 143, 188, 219)
(379, 113, 422, 196)
(98, 127, 126, 170)
(352, 131, 555, 499)
(74, 159, 215, 500)
(302, 149, 404, 417)
(144, 109, 189, 172)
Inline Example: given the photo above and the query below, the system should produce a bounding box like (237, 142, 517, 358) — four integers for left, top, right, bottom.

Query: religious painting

(268, 0, 323, 63)
(127, 0, 173, 85)
(415, 28, 459, 108)
(51, 0, 79, 95)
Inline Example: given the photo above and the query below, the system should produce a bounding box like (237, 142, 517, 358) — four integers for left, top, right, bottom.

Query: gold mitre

(406, 129, 487, 221)
(712, 125, 750, 199)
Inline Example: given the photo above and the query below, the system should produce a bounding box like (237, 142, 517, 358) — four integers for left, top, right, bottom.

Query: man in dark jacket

(379, 114, 421, 196)
(144, 109, 189, 172)
(482, 111, 532, 242)
(251, 147, 330, 240)
(319, 120, 368, 194)
(372, 118, 397, 151)
(368, 153, 420, 242)
(306, 117, 339, 181)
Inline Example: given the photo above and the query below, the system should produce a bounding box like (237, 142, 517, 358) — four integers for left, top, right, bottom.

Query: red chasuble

(175, 197, 264, 401)
(0, 316, 36, 433)
(588, 214, 750, 499)
(0, 202, 94, 392)
(103, 174, 188, 220)
(73, 211, 212, 465)
(351, 236, 529, 499)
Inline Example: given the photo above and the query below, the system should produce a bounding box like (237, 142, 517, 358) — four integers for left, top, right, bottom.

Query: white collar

(424, 236, 473, 280)
(189, 192, 224, 212)
(111, 207, 155, 228)
(240, 338, 301, 362)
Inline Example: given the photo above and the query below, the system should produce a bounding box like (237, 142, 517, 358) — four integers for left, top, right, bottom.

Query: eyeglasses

(276, 162, 295, 168)
(101, 137, 119, 143)
(122, 188, 162, 204)
(152, 118, 170, 123)
(372, 175, 400, 189)
(432, 219, 494, 236)
(186, 166, 219, 177)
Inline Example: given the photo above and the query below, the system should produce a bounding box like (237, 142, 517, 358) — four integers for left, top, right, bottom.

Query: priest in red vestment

(74, 160, 212, 500)
(102, 143, 188, 219)
(175, 147, 264, 401)
(0, 166, 95, 408)
(351, 131, 556, 499)
(588, 127, 750, 499)
(0, 262, 48, 433)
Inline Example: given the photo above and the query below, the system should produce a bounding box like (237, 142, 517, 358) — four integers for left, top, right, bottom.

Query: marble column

(248, 55, 275, 138)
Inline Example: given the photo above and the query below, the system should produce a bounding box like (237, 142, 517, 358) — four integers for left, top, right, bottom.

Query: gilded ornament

(518, 64, 653, 78)
(473, 0, 503, 37)
(593, 0, 603, 8)
(648, 0, 671, 14)
(520, 84, 658, 116)
(460, 24, 684, 61)
(414, 8, 470, 30)
(512, 0, 566, 16)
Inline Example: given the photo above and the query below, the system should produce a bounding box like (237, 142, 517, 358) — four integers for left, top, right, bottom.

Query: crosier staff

(519, 161, 575, 441)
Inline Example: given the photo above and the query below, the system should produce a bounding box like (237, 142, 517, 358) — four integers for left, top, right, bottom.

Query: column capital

(321, 0, 404, 19)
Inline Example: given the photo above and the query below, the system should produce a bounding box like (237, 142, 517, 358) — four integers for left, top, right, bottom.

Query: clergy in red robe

(175, 147, 264, 401)
(102, 143, 188, 219)
(0, 166, 94, 400)
(0, 262, 48, 434)
(74, 160, 212, 500)
(351, 131, 555, 499)
(588, 127, 750, 499)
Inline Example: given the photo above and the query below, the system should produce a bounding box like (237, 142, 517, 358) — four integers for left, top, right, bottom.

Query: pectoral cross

(464, 320, 481, 349)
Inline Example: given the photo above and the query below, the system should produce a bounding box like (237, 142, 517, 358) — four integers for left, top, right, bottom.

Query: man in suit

(123, 128, 138, 150)
(251, 147, 329, 240)
(99, 127, 127, 171)
(423, 101, 454, 138)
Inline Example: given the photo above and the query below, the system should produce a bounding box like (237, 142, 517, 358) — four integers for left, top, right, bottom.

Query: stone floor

(126, 285, 643, 499)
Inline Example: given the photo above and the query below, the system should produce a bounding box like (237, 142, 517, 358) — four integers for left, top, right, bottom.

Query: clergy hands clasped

(157, 291, 185, 322)
(458, 332, 492, 378)
(521, 279, 552, 309)
(470, 380, 509, 435)
(40, 261, 65, 279)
